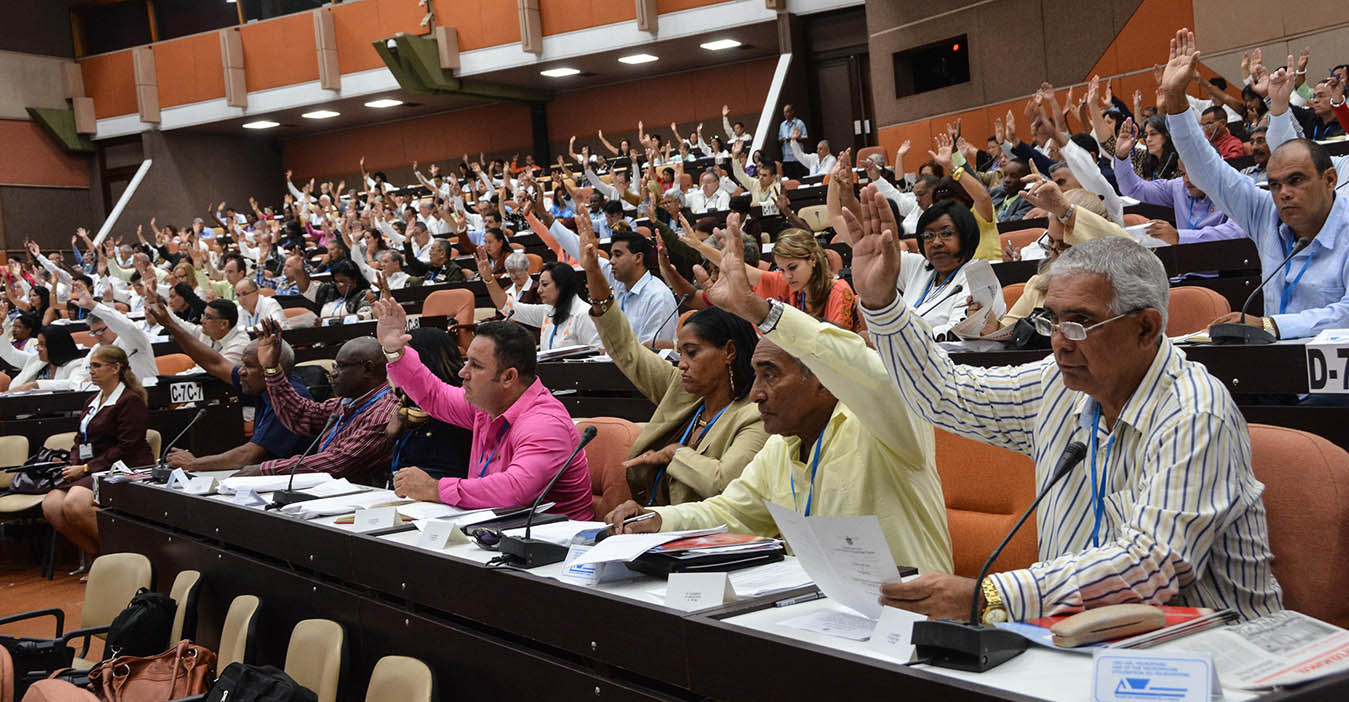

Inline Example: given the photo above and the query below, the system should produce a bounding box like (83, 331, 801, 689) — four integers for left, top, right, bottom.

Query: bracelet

(382, 346, 405, 363)
(263, 367, 281, 376)
(589, 293, 615, 316)
(1333, 97, 1347, 108)
(950, 166, 966, 181)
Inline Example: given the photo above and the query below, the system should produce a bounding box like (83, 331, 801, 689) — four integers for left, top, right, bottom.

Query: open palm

(842, 186, 902, 309)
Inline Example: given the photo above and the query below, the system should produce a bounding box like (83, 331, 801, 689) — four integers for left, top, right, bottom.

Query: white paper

(302, 478, 361, 497)
(1092, 649, 1216, 701)
(782, 606, 877, 641)
(231, 488, 266, 507)
(165, 468, 190, 490)
(502, 520, 608, 547)
(280, 489, 403, 519)
(353, 506, 399, 532)
(568, 526, 728, 566)
(397, 501, 476, 521)
(665, 572, 735, 611)
(415, 519, 468, 550)
(766, 502, 898, 620)
(948, 259, 1000, 338)
(727, 558, 814, 596)
(218, 473, 333, 495)
(184, 476, 217, 495)
(1169, 610, 1349, 689)
(1309, 328, 1349, 345)
(866, 606, 925, 661)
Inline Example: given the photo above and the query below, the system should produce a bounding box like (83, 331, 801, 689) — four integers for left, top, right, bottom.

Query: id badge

(79, 443, 93, 460)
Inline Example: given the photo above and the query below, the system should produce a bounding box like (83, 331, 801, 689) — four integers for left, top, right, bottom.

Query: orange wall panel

(0, 121, 90, 188)
(154, 33, 226, 108)
(658, 0, 728, 12)
(540, 0, 635, 36)
(1113, 0, 1194, 74)
(478, 0, 522, 48)
(240, 12, 318, 92)
(878, 122, 933, 173)
(80, 51, 137, 119)
(333, 1, 385, 75)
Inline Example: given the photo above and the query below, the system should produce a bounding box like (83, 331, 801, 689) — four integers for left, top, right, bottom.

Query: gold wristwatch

(1261, 316, 1277, 338)
(980, 579, 1008, 625)
(263, 367, 281, 376)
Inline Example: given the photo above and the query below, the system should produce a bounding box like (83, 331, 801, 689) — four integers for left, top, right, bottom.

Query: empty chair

(285, 619, 344, 702)
(42, 433, 77, 453)
(217, 595, 261, 670)
(146, 429, 162, 462)
(1002, 283, 1027, 312)
(524, 253, 543, 274)
(933, 429, 1038, 577)
(364, 656, 434, 702)
(1165, 286, 1230, 336)
(796, 204, 831, 232)
(155, 353, 196, 376)
(579, 418, 642, 517)
(0, 436, 41, 517)
(167, 570, 201, 646)
(423, 289, 476, 353)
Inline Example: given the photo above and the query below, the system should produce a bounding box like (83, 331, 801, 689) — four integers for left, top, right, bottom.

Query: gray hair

(504, 251, 530, 272)
(867, 153, 886, 168)
(1049, 236, 1169, 331)
(380, 250, 404, 268)
(244, 339, 296, 372)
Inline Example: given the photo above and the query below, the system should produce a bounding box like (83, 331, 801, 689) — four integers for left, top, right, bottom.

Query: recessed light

(364, 98, 403, 109)
(700, 39, 742, 51)
(540, 67, 581, 78)
(242, 120, 279, 130)
(619, 54, 658, 65)
(301, 110, 340, 119)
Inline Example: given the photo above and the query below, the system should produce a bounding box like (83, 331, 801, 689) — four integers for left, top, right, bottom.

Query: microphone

(1210, 237, 1310, 345)
(916, 283, 965, 315)
(497, 425, 598, 567)
(149, 408, 207, 483)
(912, 440, 1088, 672)
(645, 293, 691, 349)
(268, 412, 340, 509)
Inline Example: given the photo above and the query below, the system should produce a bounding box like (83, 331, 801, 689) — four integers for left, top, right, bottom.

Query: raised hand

(1114, 117, 1139, 159)
(1159, 29, 1202, 112)
(1266, 54, 1297, 113)
(1086, 75, 1100, 109)
(371, 284, 410, 354)
(1020, 164, 1070, 218)
(473, 247, 494, 280)
(256, 318, 284, 369)
(994, 118, 1005, 144)
(575, 208, 601, 273)
(928, 132, 956, 173)
(1004, 109, 1017, 143)
(698, 213, 764, 322)
(721, 104, 730, 117)
(840, 186, 902, 309)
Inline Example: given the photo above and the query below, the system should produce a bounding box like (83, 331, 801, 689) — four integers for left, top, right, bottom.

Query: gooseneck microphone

(497, 425, 598, 567)
(1210, 237, 1310, 345)
(150, 408, 207, 482)
(646, 293, 692, 350)
(268, 412, 340, 509)
(911, 440, 1088, 672)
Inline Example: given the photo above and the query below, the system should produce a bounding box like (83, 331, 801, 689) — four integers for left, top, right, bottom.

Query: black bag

(206, 663, 318, 702)
(0, 635, 75, 698)
(1010, 309, 1051, 350)
(5, 448, 71, 494)
(105, 588, 177, 658)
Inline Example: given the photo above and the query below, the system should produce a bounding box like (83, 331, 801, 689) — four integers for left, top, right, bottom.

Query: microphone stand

(497, 425, 598, 567)
(268, 413, 340, 509)
(150, 408, 207, 483)
(645, 293, 692, 350)
(1210, 237, 1310, 345)
(911, 441, 1087, 672)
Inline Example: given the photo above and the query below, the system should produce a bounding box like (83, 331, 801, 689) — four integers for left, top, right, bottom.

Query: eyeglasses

(1031, 310, 1140, 341)
(202, 315, 225, 322)
(1036, 232, 1068, 254)
(920, 228, 959, 242)
(89, 327, 109, 337)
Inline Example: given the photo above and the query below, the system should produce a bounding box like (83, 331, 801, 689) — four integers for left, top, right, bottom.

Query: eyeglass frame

(919, 227, 960, 243)
(1030, 308, 1143, 341)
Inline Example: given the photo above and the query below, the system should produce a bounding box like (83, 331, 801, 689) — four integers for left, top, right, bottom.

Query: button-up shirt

(1267, 110, 1349, 197)
(259, 377, 396, 483)
(1112, 153, 1247, 244)
(548, 221, 677, 344)
(1170, 106, 1349, 339)
(778, 118, 808, 162)
(653, 306, 952, 574)
(385, 347, 593, 520)
(864, 295, 1282, 621)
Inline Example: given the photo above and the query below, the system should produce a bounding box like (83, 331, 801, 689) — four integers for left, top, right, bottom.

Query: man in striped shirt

(845, 186, 1281, 622)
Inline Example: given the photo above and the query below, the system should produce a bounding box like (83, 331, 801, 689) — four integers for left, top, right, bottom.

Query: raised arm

(147, 296, 234, 383)
(930, 133, 993, 221)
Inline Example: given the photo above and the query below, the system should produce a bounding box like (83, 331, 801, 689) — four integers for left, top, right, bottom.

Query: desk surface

(96, 480, 1347, 702)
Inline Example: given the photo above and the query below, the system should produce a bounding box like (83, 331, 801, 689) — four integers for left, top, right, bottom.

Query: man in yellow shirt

(603, 216, 952, 574)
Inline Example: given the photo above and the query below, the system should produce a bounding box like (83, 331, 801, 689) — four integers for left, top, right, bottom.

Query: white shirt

(896, 252, 1005, 338)
(239, 294, 287, 331)
(79, 381, 126, 438)
(503, 295, 601, 351)
(505, 278, 534, 304)
(90, 303, 159, 386)
(786, 140, 837, 178)
(686, 188, 730, 214)
(172, 312, 251, 365)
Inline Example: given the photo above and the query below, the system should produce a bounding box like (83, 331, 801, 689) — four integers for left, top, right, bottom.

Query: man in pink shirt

(1201, 106, 1246, 159)
(374, 292, 593, 520)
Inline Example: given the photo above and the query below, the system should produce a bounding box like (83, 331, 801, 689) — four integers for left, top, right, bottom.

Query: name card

(416, 519, 463, 550)
(559, 543, 641, 586)
(232, 488, 266, 507)
(1092, 649, 1218, 702)
(110, 460, 130, 473)
(184, 476, 217, 495)
(1307, 331, 1349, 394)
(866, 606, 924, 662)
(165, 468, 191, 490)
(170, 381, 204, 403)
(343, 314, 360, 325)
(665, 572, 735, 611)
(353, 506, 398, 532)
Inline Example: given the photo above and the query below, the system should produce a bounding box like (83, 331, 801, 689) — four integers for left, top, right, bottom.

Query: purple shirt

(1113, 155, 1247, 243)
(386, 347, 593, 520)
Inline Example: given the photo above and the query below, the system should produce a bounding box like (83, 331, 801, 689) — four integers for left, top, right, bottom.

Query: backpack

(104, 588, 177, 659)
(6, 447, 71, 494)
(206, 663, 318, 702)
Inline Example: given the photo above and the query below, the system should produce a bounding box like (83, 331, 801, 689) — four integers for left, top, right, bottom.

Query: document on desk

(503, 520, 608, 547)
(781, 605, 877, 642)
(280, 488, 402, 519)
(766, 502, 897, 620)
(568, 526, 727, 566)
(218, 473, 333, 495)
(303, 478, 361, 498)
(397, 501, 481, 522)
(1168, 610, 1349, 689)
(728, 558, 813, 596)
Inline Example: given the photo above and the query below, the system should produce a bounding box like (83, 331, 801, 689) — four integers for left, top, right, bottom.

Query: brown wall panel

(539, 0, 636, 37)
(432, 0, 520, 51)
(80, 51, 138, 119)
(154, 33, 226, 108)
(656, 0, 726, 13)
(1041, 0, 1126, 87)
(0, 186, 97, 253)
(0, 121, 91, 188)
(240, 12, 318, 92)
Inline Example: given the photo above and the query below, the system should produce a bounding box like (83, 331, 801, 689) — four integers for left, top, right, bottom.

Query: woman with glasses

(0, 324, 84, 392)
(43, 345, 153, 560)
(317, 259, 373, 320)
(895, 200, 1005, 338)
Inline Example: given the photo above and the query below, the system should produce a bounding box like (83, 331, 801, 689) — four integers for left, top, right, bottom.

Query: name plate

(353, 506, 398, 532)
(665, 572, 735, 611)
(1307, 331, 1349, 394)
(866, 606, 924, 662)
(170, 382, 204, 403)
(232, 488, 266, 507)
(1092, 649, 1218, 702)
(165, 468, 191, 490)
(415, 519, 462, 550)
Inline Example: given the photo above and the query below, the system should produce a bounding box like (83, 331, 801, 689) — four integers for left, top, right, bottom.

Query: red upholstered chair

(1165, 286, 1230, 336)
(0, 371, 9, 393)
(934, 429, 1039, 577)
(423, 289, 477, 354)
(999, 228, 1045, 254)
(824, 249, 843, 276)
(783, 179, 800, 191)
(1002, 283, 1026, 311)
(578, 417, 642, 518)
(1248, 424, 1349, 627)
(676, 309, 696, 337)
(855, 145, 886, 165)
(524, 253, 544, 274)
(155, 353, 196, 376)
(1122, 213, 1149, 226)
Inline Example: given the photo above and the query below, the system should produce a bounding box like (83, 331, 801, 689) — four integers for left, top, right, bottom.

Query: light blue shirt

(778, 118, 807, 162)
(548, 221, 677, 344)
(1266, 110, 1349, 197)
(1169, 107, 1349, 339)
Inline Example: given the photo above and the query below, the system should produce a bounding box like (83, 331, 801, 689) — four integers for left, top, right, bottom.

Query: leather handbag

(86, 640, 215, 702)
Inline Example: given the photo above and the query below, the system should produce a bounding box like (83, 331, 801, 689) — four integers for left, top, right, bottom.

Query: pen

(608, 512, 658, 531)
(774, 592, 825, 608)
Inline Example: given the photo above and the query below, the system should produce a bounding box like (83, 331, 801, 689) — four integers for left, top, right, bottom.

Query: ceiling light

(242, 120, 279, 130)
(619, 54, 658, 65)
(700, 39, 742, 51)
(364, 99, 403, 109)
(540, 67, 580, 78)
(301, 110, 340, 119)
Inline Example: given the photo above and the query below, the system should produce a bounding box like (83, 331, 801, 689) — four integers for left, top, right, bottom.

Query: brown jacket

(75, 385, 155, 473)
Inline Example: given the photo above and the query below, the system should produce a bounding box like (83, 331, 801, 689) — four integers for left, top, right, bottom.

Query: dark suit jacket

(77, 386, 155, 473)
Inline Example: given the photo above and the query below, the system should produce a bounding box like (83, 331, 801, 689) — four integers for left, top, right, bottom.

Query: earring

(727, 363, 736, 394)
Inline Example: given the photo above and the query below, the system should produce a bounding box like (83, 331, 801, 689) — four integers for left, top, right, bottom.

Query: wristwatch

(980, 578, 1009, 625)
(1056, 204, 1077, 225)
(757, 299, 785, 334)
(383, 346, 405, 363)
(1261, 316, 1278, 338)
(263, 367, 281, 376)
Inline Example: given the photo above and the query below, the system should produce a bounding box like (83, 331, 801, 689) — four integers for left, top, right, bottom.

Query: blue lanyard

(619, 290, 634, 312)
(914, 267, 961, 307)
(646, 403, 731, 506)
(320, 387, 391, 451)
(1088, 406, 1116, 548)
(1280, 237, 1317, 314)
(789, 428, 827, 516)
(1184, 196, 1208, 230)
(792, 291, 807, 312)
(476, 422, 510, 478)
(548, 318, 561, 349)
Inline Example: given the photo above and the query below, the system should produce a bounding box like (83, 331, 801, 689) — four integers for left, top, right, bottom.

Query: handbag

(206, 663, 317, 702)
(86, 640, 215, 702)
(104, 589, 177, 658)
(6, 448, 71, 494)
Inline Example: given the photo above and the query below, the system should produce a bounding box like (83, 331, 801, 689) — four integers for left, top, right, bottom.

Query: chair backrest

(167, 570, 201, 645)
(679, 172, 692, 191)
(933, 429, 1038, 577)
(218, 595, 261, 670)
(796, 204, 831, 232)
(636, 225, 653, 241)
(999, 228, 1044, 253)
(824, 249, 843, 275)
(155, 353, 196, 376)
(525, 253, 543, 274)
(0, 371, 9, 393)
(1122, 213, 1149, 226)
(783, 179, 800, 191)
(0, 436, 29, 488)
(855, 145, 886, 165)
(423, 289, 476, 353)
(71, 331, 95, 348)
(578, 418, 641, 518)
(82, 553, 153, 631)
(1002, 283, 1027, 312)
(258, 287, 275, 297)
(283, 307, 312, 320)
(298, 358, 336, 374)
(285, 619, 344, 702)
(1249, 424, 1349, 627)
(43, 432, 77, 453)
(675, 309, 696, 337)
(364, 655, 434, 702)
(146, 429, 162, 461)
(1165, 286, 1230, 336)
